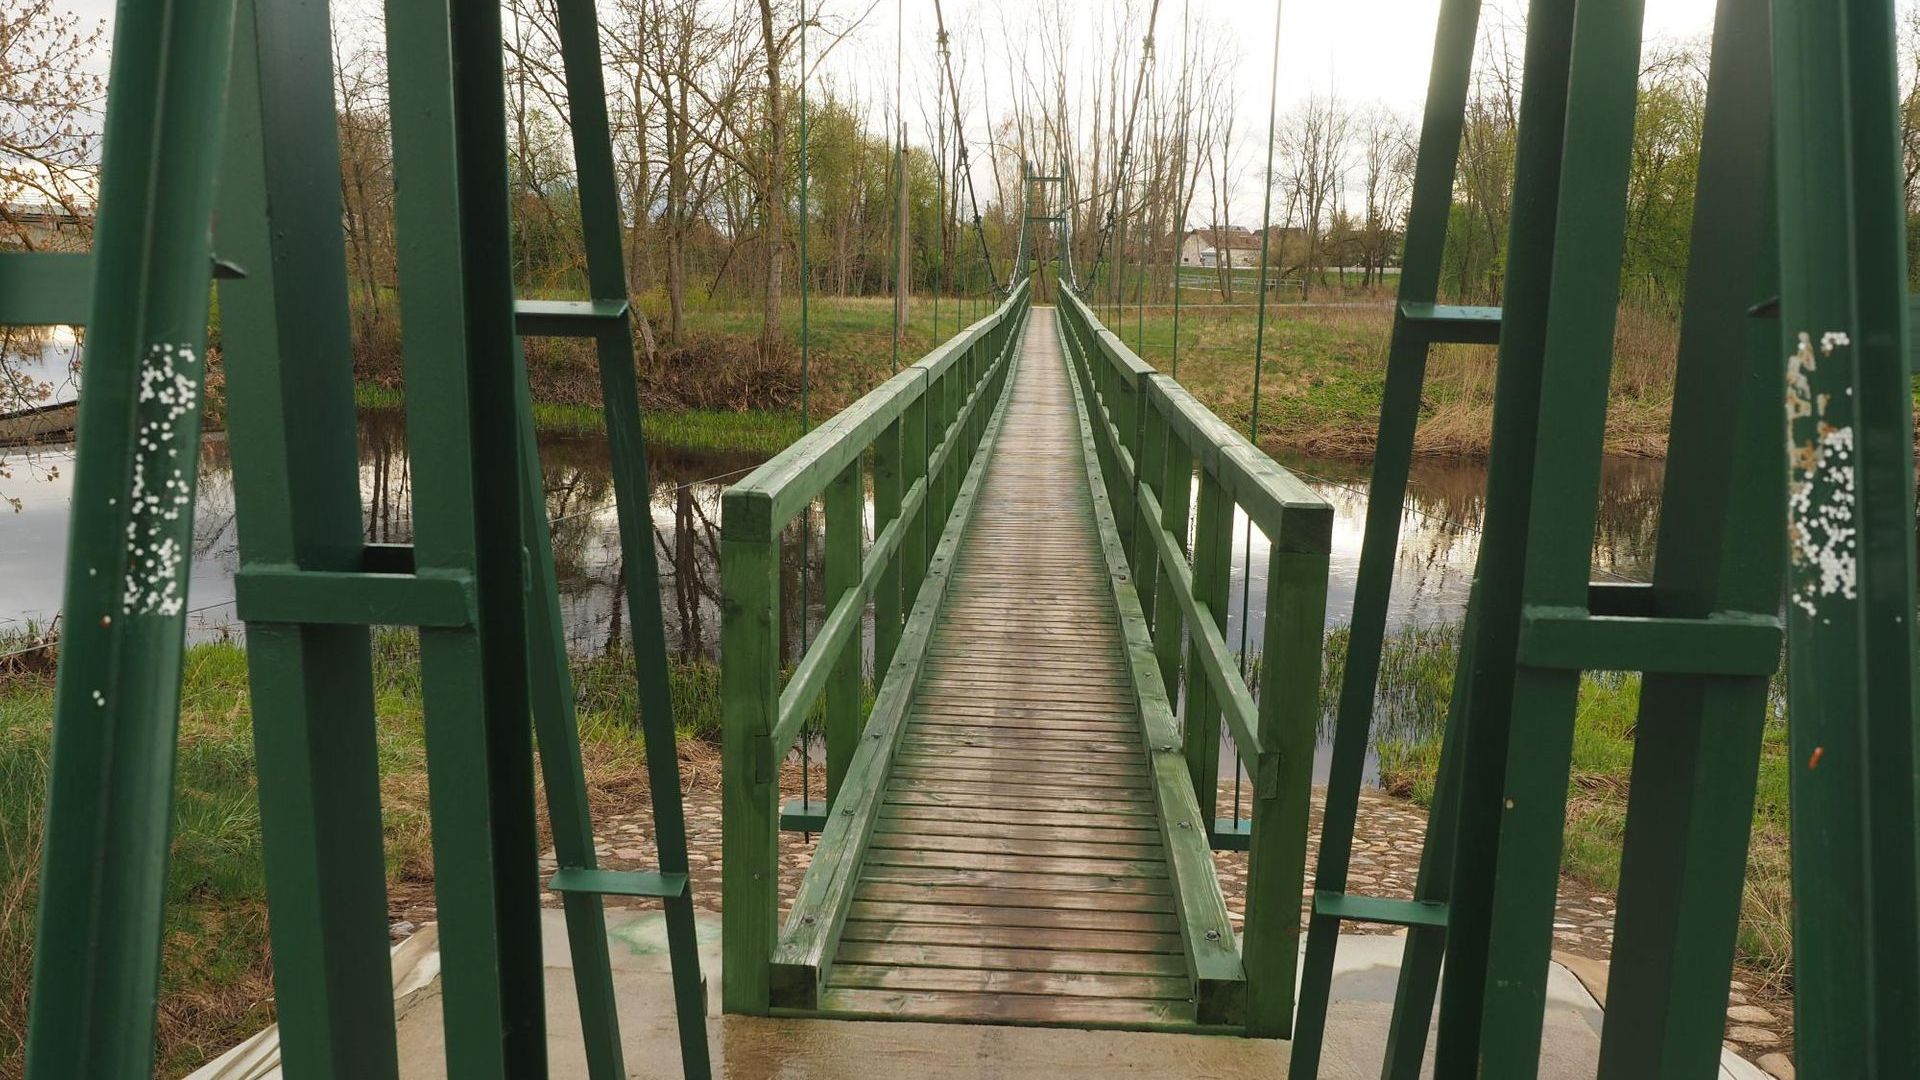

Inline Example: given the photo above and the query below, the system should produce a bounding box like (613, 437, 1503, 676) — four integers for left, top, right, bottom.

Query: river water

(0, 411, 1664, 784)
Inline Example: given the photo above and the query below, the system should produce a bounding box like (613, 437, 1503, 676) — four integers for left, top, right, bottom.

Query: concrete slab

(194, 910, 1768, 1079)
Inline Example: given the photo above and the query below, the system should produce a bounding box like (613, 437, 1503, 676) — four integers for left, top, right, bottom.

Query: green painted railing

(1057, 284, 1333, 1038)
(719, 278, 1031, 1014)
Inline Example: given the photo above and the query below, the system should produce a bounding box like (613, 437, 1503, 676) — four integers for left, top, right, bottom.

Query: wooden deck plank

(884, 789, 1158, 816)
(853, 882, 1177, 913)
(815, 987, 1197, 1028)
(861, 848, 1167, 878)
(867, 831, 1165, 861)
(874, 816, 1163, 845)
(843, 901, 1179, 934)
(835, 942, 1187, 978)
(885, 773, 1155, 799)
(880, 802, 1160, 829)
(827, 964, 1191, 1001)
(837, 920, 1185, 955)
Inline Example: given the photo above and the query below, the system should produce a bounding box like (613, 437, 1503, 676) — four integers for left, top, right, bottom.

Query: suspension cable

(1088, 0, 1163, 287)
(1170, 0, 1191, 377)
(891, 0, 903, 371)
(797, 0, 815, 816)
(1237, 2, 1284, 683)
(931, 0, 999, 292)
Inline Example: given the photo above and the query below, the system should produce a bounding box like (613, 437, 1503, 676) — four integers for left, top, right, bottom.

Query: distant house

(0, 202, 89, 250)
(1180, 226, 1263, 269)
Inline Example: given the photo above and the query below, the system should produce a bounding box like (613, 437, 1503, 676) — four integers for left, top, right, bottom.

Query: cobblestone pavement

(513, 764, 1792, 1078)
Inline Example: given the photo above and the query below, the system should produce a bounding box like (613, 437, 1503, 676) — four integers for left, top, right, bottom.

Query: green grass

(355, 381, 805, 457)
(0, 633, 721, 1077)
(1095, 297, 1681, 459)
(348, 293, 978, 457)
(1353, 623, 1794, 979)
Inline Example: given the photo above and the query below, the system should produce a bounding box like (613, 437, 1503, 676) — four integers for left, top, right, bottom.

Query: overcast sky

(53, 0, 1724, 220)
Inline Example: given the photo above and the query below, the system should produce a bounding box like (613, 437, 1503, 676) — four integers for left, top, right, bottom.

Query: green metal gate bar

(1294, 0, 1790, 1074)
(22, 0, 240, 1073)
(721, 280, 1031, 1015)
(1479, 2, 1782, 1075)
(1287, 0, 1489, 1069)
(1772, 0, 1920, 1073)
(23, 0, 710, 1075)
(1057, 285, 1333, 1037)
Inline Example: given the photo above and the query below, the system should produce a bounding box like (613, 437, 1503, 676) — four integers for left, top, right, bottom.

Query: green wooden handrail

(1055, 281, 1331, 1038)
(1056, 284, 1332, 772)
(718, 276, 1031, 1015)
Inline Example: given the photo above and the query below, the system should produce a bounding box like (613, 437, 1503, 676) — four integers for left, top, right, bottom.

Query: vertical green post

(213, 3, 406, 1076)
(1474, 0, 1645, 1068)
(1242, 541, 1330, 1038)
(516, 365, 627, 1080)
(1183, 471, 1231, 823)
(1289, 0, 1482, 1072)
(1601, 17, 1780, 1059)
(874, 418, 905, 679)
(1773, 0, 1920, 1072)
(901, 389, 930, 608)
(825, 459, 863, 800)
(1425, 1, 1574, 1070)
(548, 0, 713, 1066)
(1153, 431, 1193, 696)
(445, 0, 551, 1068)
(721, 495, 780, 1014)
(25, 0, 238, 1073)
(1131, 407, 1166, 623)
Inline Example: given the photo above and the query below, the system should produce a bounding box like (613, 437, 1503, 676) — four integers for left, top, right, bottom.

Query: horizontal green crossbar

(777, 800, 827, 833)
(730, 294, 1019, 532)
(0, 252, 94, 326)
(512, 298, 630, 336)
(1398, 301, 1503, 345)
(770, 474, 929, 754)
(1210, 818, 1251, 851)
(233, 565, 476, 627)
(548, 868, 689, 899)
(1314, 891, 1450, 928)
(1134, 482, 1264, 763)
(1517, 607, 1783, 675)
(1062, 291, 1329, 552)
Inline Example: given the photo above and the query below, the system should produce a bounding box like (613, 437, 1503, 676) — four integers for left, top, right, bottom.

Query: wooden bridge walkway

(725, 283, 1329, 1039)
(818, 311, 1191, 1028)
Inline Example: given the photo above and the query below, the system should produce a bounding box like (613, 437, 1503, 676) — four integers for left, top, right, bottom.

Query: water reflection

(1, 412, 1666, 696)
(0, 411, 790, 661)
(1210, 453, 1665, 788)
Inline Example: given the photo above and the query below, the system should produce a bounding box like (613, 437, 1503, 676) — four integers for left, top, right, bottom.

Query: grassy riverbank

(1111, 297, 1680, 459)
(0, 634, 723, 1077)
(217, 290, 1684, 462)
(1324, 624, 1795, 982)
(353, 381, 804, 456)
(337, 295, 954, 457)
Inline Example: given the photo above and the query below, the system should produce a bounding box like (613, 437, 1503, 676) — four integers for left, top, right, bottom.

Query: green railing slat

(233, 566, 476, 627)
(548, 869, 689, 899)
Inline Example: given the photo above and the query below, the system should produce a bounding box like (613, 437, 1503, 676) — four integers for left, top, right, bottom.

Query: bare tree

(1355, 104, 1415, 289)
(1276, 92, 1353, 299)
(0, 0, 102, 248)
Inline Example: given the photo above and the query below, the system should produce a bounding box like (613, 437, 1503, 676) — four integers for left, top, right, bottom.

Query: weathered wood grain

(821, 310, 1197, 1032)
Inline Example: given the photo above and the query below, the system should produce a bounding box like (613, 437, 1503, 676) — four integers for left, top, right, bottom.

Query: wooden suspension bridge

(11, 0, 1920, 1077)
(719, 291, 1329, 1034)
